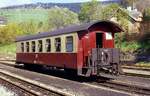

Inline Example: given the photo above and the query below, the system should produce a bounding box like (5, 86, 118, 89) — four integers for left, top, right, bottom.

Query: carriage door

(96, 33, 103, 48)
(82, 33, 104, 67)
(90, 33, 104, 75)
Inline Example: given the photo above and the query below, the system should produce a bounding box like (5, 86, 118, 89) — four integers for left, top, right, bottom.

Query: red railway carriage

(16, 20, 123, 77)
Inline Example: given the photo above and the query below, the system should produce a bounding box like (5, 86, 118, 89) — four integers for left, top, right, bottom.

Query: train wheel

(15, 62, 23, 68)
(112, 64, 119, 75)
(118, 64, 124, 75)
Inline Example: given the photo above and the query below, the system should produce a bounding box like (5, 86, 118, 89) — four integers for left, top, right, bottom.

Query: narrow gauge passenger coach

(16, 20, 123, 77)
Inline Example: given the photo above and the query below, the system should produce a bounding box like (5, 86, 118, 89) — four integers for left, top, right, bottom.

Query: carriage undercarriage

(78, 48, 122, 78)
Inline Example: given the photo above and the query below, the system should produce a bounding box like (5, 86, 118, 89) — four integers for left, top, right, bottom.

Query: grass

(0, 9, 49, 23)
(135, 62, 150, 67)
(0, 43, 16, 56)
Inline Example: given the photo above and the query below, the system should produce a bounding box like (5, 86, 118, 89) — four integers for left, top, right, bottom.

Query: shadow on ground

(15, 64, 111, 83)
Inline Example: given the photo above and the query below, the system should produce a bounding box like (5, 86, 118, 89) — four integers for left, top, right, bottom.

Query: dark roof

(128, 10, 142, 21)
(16, 20, 123, 42)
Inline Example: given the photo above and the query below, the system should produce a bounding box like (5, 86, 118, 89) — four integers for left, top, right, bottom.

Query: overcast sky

(0, 0, 112, 8)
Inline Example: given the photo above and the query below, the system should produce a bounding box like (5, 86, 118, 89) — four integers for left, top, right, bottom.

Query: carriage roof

(16, 20, 123, 42)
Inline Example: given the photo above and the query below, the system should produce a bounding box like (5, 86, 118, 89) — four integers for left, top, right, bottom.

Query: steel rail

(0, 74, 41, 96)
(95, 80, 150, 96)
(0, 69, 72, 96)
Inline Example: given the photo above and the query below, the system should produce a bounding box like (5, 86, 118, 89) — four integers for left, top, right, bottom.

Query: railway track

(0, 69, 72, 96)
(122, 67, 150, 78)
(0, 60, 150, 96)
(93, 79, 150, 96)
(122, 65, 150, 71)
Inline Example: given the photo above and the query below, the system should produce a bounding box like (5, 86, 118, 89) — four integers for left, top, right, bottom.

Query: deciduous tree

(78, 0, 102, 22)
(48, 6, 79, 29)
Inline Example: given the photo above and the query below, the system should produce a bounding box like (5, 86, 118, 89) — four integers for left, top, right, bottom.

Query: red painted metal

(76, 25, 116, 70)
(17, 53, 77, 69)
(103, 33, 115, 48)
(77, 31, 86, 69)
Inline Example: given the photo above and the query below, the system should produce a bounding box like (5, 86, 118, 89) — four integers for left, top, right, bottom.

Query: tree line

(0, 0, 149, 45)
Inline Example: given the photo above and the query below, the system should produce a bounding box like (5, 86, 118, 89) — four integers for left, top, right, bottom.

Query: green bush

(0, 43, 16, 55)
(115, 33, 141, 53)
(120, 41, 141, 52)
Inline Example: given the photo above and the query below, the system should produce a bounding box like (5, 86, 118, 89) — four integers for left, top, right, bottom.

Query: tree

(20, 20, 39, 34)
(122, 0, 137, 8)
(79, 0, 101, 22)
(101, 4, 120, 20)
(101, 3, 128, 20)
(79, 0, 128, 23)
(0, 23, 23, 44)
(143, 8, 150, 19)
(48, 6, 79, 29)
(136, 0, 150, 12)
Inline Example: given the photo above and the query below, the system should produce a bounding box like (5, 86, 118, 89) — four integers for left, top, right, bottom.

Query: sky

(0, 0, 111, 8)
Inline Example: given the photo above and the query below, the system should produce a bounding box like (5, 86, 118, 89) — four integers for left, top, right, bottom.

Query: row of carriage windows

(20, 36, 73, 53)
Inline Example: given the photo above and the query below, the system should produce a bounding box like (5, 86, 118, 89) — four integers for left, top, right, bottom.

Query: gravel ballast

(0, 79, 33, 96)
(0, 84, 17, 96)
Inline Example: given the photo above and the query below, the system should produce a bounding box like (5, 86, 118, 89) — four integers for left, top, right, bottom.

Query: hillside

(0, 0, 123, 23)
(0, 0, 123, 13)
(0, 9, 49, 23)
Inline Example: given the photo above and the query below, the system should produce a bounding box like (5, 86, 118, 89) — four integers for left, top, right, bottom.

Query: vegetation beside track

(0, 43, 16, 56)
(135, 62, 150, 67)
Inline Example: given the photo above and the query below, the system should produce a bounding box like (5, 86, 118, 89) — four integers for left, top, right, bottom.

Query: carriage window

(38, 40, 43, 52)
(26, 42, 29, 52)
(21, 42, 24, 52)
(55, 38, 61, 52)
(66, 36, 73, 52)
(45, 39, 51, 52)
(31, 41, 36, 52)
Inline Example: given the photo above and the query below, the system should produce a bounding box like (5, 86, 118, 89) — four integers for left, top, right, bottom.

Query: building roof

(128, 10, 143, 22)
(16, 20, 123, 42)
